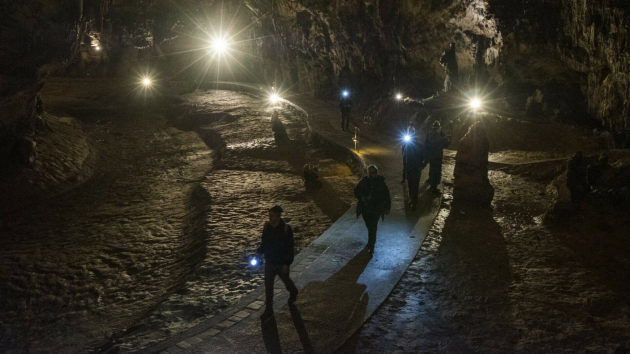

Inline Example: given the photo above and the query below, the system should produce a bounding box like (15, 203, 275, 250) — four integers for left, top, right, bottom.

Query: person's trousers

(362, 212, 380, 248)
(429, 159, 443, 190)
(341, 112, 350, 130)
(264, 263, 298, 307)
(406, 169, 422, 205)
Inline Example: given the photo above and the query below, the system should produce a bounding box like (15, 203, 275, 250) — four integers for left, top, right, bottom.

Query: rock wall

(239, 0, 501, 99)
(561, 0, 630, 130)
(3, 0, 630, 148)
(487, 0, 630, 129)
(0, 1, 81, 170)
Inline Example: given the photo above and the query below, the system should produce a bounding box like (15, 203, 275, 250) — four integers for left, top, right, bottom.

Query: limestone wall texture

(487, 0, 630, 128)
(3, 0, 630, 169)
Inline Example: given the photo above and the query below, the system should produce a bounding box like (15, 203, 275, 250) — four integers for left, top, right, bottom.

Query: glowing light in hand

(396, 93, 402, 100)
(250, 258, 258, 266)
(342, 90, 349, 97)
(404, 134, 411, 142)
(95, 46, 101, 51)
(142, 78, 152, 86)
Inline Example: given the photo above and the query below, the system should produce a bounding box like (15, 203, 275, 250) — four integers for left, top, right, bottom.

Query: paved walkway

(138, 83, 442, 354)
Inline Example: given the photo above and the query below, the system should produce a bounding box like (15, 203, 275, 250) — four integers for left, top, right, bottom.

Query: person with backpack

(425, 121, 451, 194)
(354, 165, 391, 253)
(257, 205, 299, 319)
(404, 130, 428, 210)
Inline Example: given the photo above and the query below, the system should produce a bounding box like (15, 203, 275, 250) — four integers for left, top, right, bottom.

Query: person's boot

(288, 289, 298, 304)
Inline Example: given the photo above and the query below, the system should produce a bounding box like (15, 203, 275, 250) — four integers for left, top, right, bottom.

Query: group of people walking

(401, 121, 451, 207)
(257, 43, 455, 320)
(256, 122, 450, 320)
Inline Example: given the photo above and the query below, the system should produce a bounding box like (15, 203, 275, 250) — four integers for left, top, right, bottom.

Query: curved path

(138, 83, 442, 354)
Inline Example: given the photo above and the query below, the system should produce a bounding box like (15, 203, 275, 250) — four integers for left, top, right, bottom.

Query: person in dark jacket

(425, 121, 451, 194)
(404, 132, 428, 209)
(401, 126, 416, 184)
(339, 92, 352, 131)
(354, 165, 391, 253)
(257, 205, 298, 318)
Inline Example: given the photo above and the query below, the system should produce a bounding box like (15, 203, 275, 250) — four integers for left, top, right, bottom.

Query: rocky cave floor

(0, 80, 357, 354)
(1, 79, 630, 354)
(337, 160, 630, 353)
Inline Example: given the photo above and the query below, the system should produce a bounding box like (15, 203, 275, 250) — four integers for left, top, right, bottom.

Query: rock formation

(453, 121, 494, 206)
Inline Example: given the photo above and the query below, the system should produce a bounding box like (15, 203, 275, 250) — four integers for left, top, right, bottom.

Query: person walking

(404, 131, 428, 209)
(354, 165, 391, 253)
(339, 92, 352, 131)
(425, 121, 451, 194)
(401, 126, 416, 184)
(257, 205, 298, 319)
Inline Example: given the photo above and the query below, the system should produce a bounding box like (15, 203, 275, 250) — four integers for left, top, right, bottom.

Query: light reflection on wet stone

(116, 90, 357, 351)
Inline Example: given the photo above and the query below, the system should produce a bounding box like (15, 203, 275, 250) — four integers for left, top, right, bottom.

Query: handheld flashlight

(403, 134, 411, 142)
(396, 93, 403, 100)
(249, 257, 260, 266)
(342, 90, 349, 97)
(269, 94, 279, 103)
(142, 78, 152, 87)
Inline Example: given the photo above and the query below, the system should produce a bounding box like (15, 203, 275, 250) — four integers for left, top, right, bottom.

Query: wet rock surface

(0, 107, 212, 354)
(337, 160, 630, 353)
(0, 113, 97, 214)
(0, 84, 357, 354)
(100, 90, 358, 352)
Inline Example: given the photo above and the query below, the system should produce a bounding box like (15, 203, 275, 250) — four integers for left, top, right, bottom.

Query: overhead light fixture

(470, 97, 481, 110)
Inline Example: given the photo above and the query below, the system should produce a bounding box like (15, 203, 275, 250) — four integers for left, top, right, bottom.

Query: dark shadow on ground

(261, 315, 282, 354)
(294, 249, 373, 353)
(336, 200, 514, 353)
(421, 201, 514, 352)
(288, 304, 315, 354)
